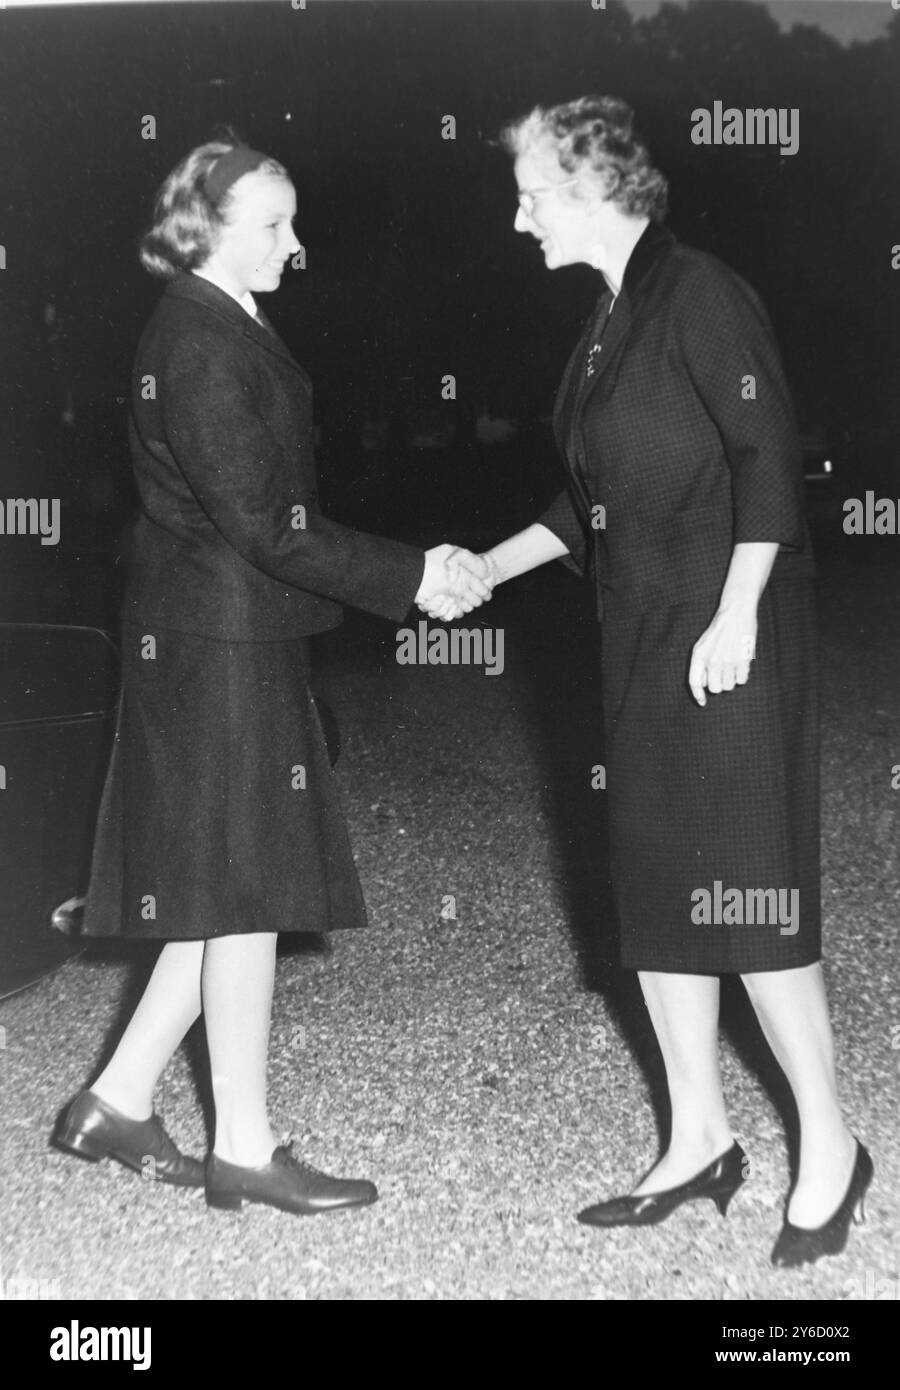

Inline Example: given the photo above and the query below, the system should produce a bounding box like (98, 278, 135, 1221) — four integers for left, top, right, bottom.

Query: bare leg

(91, 940, 204, 1119)
(741, 962, 855, 1226)
(631, 971, 734, 1194)
(202, 932, 278, 1167)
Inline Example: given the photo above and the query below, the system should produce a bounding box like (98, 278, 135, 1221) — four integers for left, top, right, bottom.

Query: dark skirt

(603, 579, 820, 974)
(81, 624, 367, 940)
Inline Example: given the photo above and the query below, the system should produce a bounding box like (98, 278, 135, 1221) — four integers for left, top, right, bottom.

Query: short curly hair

(500, 95, 668, 222)
(139, 140, 290, 279)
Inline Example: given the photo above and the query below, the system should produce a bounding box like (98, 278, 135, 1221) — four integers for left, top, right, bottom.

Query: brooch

(585, 343, 603, 378)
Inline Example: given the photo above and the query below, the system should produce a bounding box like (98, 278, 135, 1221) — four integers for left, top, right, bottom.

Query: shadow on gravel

(505, 567, 669, 1139)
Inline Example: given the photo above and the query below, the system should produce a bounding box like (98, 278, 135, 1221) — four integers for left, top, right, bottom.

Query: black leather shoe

(771, 1139, 873, 1269)
(206, 1144, 378, 1215)
(577, 1141, 747, 1228)
(54, 1091, 204, 1187)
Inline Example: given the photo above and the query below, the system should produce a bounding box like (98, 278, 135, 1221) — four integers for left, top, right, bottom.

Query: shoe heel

(205, 1189, 243, 1211)
(54, 1122, 107, 1162)
(712, 1185, 739, 1217)
(852, 1196, 866, 1226)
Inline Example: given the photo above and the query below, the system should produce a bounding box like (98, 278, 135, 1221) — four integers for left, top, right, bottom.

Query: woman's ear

(579, 175, 610, 217)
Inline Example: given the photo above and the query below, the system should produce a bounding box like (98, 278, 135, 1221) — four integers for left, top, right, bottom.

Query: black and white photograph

(0, 0, 898, 1331)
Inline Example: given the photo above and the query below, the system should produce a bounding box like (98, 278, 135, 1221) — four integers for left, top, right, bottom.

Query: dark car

(800, 428, 846, 537)
(0, 624, 118, 999)
(801, 430, 838, 486)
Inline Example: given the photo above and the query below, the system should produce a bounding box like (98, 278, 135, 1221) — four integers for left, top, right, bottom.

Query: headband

(204, 145, 269, 204)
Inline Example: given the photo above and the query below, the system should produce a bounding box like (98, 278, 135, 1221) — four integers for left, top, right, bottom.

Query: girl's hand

(689, 605, 757, 708)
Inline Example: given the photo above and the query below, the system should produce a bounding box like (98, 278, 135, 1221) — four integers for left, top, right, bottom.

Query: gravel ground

(1, 535, 898, 1302)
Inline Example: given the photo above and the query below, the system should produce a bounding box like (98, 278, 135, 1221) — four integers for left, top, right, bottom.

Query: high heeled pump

(577, 1141, 747, 1228)
(771, 1139, 873, 1268)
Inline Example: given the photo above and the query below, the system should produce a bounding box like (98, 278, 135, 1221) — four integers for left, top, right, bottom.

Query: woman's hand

(415, 545, 494, 620)
(419, 551, 500, 622)
(688, 604, 757, 708)
(415, 525, 566, 622)
(689, 542, 777, 706)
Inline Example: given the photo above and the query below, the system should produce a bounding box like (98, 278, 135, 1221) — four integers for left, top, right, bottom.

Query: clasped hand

(414, 544, 497, 622)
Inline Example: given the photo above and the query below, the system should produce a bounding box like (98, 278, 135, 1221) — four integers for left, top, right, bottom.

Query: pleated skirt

(602, 579, 820, 974)
(81, 623, 367, 940)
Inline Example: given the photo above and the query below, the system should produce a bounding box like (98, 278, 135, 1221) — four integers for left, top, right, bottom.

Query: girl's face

(204, 172, 301, 297)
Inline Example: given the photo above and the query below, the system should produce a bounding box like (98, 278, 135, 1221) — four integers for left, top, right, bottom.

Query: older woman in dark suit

(54, 139, 491, 1216)
(452, 96, 870, 1266)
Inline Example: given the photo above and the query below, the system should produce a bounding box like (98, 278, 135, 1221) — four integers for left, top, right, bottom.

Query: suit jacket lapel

(571, 220, 675, 430)
(571, 292, 631, 434)
(553, 294, 607, 455)
(552, 305, 603, 525)
(551, 222, 676, 530)
(168, 274, 311, 385)
(242, 307, 313, 390)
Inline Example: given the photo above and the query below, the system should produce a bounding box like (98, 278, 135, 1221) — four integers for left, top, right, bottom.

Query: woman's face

(513, 145, 596, 269)
(204, 172, 301, 297)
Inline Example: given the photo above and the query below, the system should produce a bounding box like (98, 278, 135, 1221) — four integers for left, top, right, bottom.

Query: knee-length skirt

(81, 623, 367, 940)
(603, 579, 820, 974)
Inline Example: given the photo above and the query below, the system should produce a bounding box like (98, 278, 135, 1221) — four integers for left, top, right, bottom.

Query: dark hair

(500, 95, 668, 222)
(139, 140, 290, 278)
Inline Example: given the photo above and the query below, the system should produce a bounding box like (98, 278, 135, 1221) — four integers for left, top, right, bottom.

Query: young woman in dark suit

(54, 139, 491, 1216)
(454, 96, 871, 1267)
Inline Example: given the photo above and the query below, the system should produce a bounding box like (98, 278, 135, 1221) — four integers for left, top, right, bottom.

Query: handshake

(414, 544, 498, 622)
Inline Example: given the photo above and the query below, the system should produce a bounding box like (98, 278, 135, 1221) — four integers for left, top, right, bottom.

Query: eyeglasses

(516, 178, 579, 216)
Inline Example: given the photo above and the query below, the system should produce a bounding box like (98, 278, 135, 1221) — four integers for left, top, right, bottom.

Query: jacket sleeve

(673, 258, 805, 549)
(536, 487, 589, 576)
(158, 333, 425, 623)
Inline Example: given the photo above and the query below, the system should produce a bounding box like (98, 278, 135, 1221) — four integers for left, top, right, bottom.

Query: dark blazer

(123, 273, 425, 640)
(538, 221, 813, 617)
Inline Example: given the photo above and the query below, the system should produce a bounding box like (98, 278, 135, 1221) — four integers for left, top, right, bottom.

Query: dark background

(1, 0, 898, 624)
(1, 6, 899, 1303)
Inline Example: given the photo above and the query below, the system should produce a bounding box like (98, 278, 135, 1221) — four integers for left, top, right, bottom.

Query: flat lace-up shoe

(205, 1143, 378, 1215)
